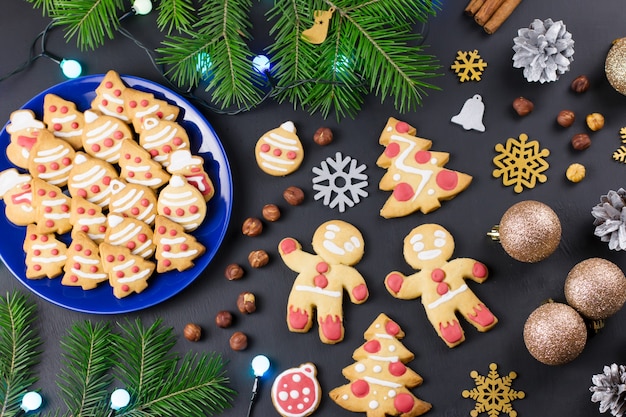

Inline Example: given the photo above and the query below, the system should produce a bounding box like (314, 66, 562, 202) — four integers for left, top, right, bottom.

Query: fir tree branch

(23, 0, 56, 17)
(156, 0, 196, 35)
(49, 0, 125, 50)
(56, 321, 114, 417)
(0, 292, 41, 417)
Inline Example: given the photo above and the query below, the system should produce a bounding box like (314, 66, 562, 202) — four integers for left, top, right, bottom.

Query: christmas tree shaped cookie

(82, 110, 133, 164)
(69, 196, 107, 243)
(154, 215, 205, 273)
(329, 313, 432, 417)
(376, 117, 472, 218)
(124, 88, 180, 133)
(99, 242, 155, 299)
(90, 70, 130, 122)
(118, 139, 170, 189)
(104, 214, 155, 259)
(23, 224, 68, 279)
(32, 177, 72, 235)
(43, 93, 85, 150)
(62, 231, 108, 289)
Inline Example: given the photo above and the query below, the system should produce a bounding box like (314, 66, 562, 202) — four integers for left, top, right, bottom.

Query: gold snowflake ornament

(492, 133, 550, 193)
(451, 50, 487, 82)
(612, 127, 626, 163)
(462, 363, 525, 417)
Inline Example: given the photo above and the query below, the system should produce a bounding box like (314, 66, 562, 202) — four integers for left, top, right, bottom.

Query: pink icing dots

(351, 380, 369, 398)
(436, 170, 458, 191)
(415, 150, 431, 164)
(385, 320, 400, 336)
(395, 121, 410, 133)
(473, 262, 487, 278)
(260, 143, 270, 152)
(364, 339, 381, 353)
(388, 361, 407, 376)
(394, 393, 415, 414)
(392, 182, 414, 202)
(385, 142, 400, 158)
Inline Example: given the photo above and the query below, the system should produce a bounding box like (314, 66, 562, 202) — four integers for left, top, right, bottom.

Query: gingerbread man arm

(446, 258, 489, 283)
(385, 270, 425, 300)
(278, 237, 317, 272)
(333, 264, 369, 304)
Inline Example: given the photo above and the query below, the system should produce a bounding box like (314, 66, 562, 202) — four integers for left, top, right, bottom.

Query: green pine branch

(0, 292, 41, 417)
(156, 0, 196, 35)
(24, 0, 56, 16)
(56, 321, 114, 417)
(49, 0, 125, 50)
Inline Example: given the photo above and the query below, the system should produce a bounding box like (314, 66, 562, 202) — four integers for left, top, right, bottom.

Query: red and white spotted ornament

(271, 363, 321, 417)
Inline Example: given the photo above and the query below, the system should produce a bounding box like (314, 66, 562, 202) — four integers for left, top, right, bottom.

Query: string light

(132, 0, 152, 15)
(246, 354, 271, 417)
(252, 55, 271, 74)
(110, 388, 131, 411)
(20, 391, 43, 413)
(59, 59, 83, 79)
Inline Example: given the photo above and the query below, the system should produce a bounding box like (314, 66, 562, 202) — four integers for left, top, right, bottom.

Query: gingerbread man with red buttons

(385, 223, 497, 347)
(279, 220, 369, 344)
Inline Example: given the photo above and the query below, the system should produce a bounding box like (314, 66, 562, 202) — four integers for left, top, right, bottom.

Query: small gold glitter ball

(565, 258, 626, 320)
(606, 38, 626, 96)
(498, 200, 561, 263)
(523, 302, 587, 366)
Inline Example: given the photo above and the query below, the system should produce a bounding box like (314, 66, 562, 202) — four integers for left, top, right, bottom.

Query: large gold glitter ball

(523, 302, 587, 365)
(498, 200, 561, 263)
(565, 258, 626, 320)
(606, 38, 626, 96)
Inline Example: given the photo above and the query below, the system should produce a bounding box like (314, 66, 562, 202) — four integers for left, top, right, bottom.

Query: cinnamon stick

(464, 0, 485, 17)
(474, 0, 505, 26)
(483, 0, 522, 34)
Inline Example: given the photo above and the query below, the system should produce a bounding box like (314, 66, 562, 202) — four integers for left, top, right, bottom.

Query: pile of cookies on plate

(0, 70, 214, 298)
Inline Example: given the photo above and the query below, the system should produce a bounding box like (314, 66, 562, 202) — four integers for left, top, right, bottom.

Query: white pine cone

(590, 364, 626, 417)
(592, 188, 626, 251)
(512, 18, 575, 83)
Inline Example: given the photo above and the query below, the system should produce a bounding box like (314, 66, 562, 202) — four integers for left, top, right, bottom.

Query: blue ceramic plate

(0, 74, 233, 314)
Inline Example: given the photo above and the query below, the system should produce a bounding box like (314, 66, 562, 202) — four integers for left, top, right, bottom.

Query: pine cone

(592, 188, 626, 251)
(512, 18, 575, 83)
(590, 364, 626, 417)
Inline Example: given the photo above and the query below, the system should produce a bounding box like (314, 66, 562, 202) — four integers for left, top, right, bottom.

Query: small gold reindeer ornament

(301, 7, 335, 44)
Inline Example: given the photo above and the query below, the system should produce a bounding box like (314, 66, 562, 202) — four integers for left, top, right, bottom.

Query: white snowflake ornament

(512, 18, 575, 83)
(312, 152, 368, 212)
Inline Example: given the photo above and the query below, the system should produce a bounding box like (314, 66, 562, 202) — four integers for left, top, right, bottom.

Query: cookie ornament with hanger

(255, 121, 304, 176)
(301, 7, 335, 44)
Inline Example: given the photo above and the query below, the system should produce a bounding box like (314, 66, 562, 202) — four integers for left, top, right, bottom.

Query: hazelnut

(566, 163, 586, 183)
(242, 217, 263, 236)
(512, 97, 534, 116)
(586, 112, 605, 131)
(571, 133, 591, 150)
(283, 186, 305, 206)
(237, 291, 257, 314)
(248, 250, 269, 268)
(224, 263, 244, 280)
(229, 331, 248, 351)
(571, 75, 590, 93)
(313, 127, 334, 145)
(215, 310, 233, 328)
(262, 204, 281, 222)
(556, 110, 575, 127)
(183, 323, 202, 342)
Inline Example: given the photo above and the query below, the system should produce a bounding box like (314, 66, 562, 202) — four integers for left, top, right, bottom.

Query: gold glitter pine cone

(606, 37, 626, 96)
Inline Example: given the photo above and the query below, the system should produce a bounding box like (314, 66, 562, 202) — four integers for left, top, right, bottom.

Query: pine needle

(157, 0, 197, 35)
(56, 321, 114, 417)
(24, 0, 56, 17)
(0, 292, 41, 417)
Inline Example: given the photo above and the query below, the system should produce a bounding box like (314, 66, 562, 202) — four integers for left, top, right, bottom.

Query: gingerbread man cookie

(278, 220, 369, 344)
(384, 224, 497, 347)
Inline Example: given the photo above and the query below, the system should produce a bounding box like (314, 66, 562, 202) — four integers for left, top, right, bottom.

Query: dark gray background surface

(2, 1, 626, 416)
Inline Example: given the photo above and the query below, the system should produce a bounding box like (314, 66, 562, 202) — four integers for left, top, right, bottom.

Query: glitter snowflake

(612, 127, 626, 163)
(492, 133, 550, 193)
(462, 363, 525, 417)
(451, 50, 488, 82)
(312, 152, 368, 212)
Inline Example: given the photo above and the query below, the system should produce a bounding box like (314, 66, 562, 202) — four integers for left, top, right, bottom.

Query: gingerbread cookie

(31, 178, 72, 235)
(384, 224, 497, 347)
(278, 220, 369, 344)
(91, 70, 130, 121)
(139, 118, 190, 167)
(69, 196, 107, 243)
(23, 224, 68, 279)
(118, 139, 170, 189)
(124, 88, 180, 133)
(82, 110, 133, 164)
(167, 150, 214, 202)
(27, 129, 75, 187)
(255, 121, 304, 176)
(43, 93, 84, 150)
(0, 169, 37, 226)
(67, 152, 118, 207)
(62, 231, 108, 290)
(6, 110, 46, 169)
(99, 242, 155, 298)
(271, 363, 321, 417)
(108, 179, 158, 225)
(376, 117, 472, 218)
(154, 215, 205, 273)
(329, 313, 432, 417)
(104, 214, 155, 259)
(157, 174, 206, 231)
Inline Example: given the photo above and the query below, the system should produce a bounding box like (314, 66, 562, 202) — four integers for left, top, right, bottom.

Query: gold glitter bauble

(564, 258, 626, 320)
(606, 38, 626, 96)
(523, 302, 586, 366)
(498, 200, 561, 263)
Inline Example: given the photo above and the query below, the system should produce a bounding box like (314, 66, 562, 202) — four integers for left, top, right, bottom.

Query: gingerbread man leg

(287, 301, 314, 333)
(456, 292, 497, 331)
(317, 312, 344, 344)
(424, 308, 465, 347)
